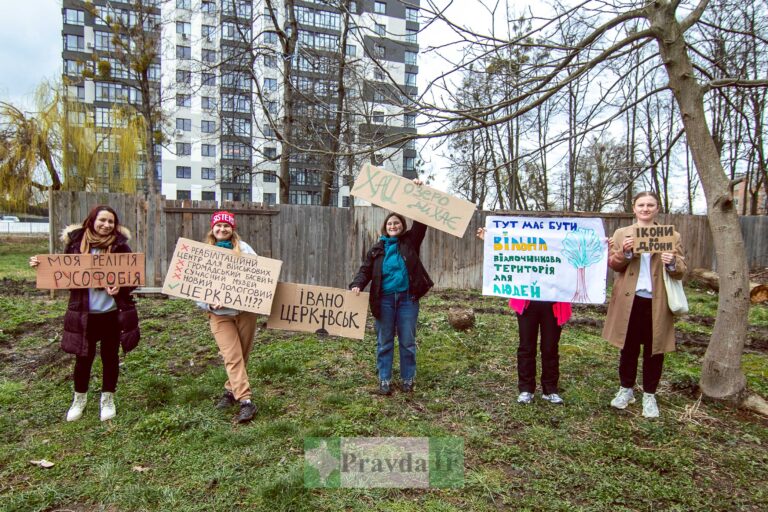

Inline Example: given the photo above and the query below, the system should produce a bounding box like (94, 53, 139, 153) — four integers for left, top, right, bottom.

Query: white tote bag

(662, 270, 689, 316)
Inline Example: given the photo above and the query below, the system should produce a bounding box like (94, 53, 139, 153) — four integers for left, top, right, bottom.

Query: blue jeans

(375, 292, 419, 382)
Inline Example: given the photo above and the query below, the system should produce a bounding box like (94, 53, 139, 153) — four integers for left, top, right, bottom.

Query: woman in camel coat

(603, 191, 687, 418)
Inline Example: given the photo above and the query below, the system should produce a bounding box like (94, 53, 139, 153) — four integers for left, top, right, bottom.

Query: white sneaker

(610, 387, 636, 409)
(517, 392, 534, 404)
(66, 392, 88, 422)
(642, 393, 660, 418)
(542, 393, 564, 405)
(100, 392, 116, 421)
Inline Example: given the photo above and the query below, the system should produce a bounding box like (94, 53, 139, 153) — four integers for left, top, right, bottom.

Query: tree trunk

(650, 1, 750, 401)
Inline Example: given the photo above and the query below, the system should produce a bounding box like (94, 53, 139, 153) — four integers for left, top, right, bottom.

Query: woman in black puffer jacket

(30, 205, 139, 422)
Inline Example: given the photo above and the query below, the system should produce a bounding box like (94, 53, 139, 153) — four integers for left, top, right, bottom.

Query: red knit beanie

(211, 211, 236, 229)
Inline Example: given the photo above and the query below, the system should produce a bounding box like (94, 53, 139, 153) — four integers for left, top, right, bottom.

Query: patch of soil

(0, 278, 47, 297)
(0, 315, 70, 380)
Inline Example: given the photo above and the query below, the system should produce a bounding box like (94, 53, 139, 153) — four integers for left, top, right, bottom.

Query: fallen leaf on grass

(132, 465, 151, 473)
(30, 459, 54, 468)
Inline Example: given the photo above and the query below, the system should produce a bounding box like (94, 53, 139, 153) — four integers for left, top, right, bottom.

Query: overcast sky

(0, 0, 62, 110)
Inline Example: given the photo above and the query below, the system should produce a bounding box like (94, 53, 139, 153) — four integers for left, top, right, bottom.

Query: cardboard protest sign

(267, 282, 369, 339)
(350, 164, 476, 237)
(35, 253, 145, 289)
(483, 216, 607, 304)
(162, 238, 282, 315)
(631, 225, 676, 253)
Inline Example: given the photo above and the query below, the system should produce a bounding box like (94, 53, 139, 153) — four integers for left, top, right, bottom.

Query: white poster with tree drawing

(483, 216, 607, 304)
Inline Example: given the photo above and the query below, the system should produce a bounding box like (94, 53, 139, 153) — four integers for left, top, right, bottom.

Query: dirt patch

(0, 278, 47, 297)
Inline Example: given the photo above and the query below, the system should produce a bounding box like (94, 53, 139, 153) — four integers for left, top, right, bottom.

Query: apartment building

(61, 0, 420, 206)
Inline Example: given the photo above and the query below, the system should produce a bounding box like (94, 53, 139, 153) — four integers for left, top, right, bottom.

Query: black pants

(517, 301, 561, 394)
(73, 310, 120, 393)
(619, 296, 664, 393)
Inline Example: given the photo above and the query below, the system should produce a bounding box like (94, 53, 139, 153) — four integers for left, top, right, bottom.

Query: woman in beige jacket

(602, 191, 687, 418)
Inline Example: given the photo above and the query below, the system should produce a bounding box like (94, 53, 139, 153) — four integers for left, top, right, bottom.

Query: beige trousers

(209, 312, 258, 401)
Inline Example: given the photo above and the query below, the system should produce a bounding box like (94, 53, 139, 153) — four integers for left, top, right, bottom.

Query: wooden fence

(49, 191, 767, 290)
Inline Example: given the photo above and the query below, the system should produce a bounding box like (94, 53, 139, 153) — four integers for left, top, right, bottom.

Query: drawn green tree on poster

(560, 228, 604, 303)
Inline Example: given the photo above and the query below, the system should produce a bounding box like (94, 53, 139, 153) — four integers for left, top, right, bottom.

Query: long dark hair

(82, 205, 120, 234)
(380, 213, 408, 237)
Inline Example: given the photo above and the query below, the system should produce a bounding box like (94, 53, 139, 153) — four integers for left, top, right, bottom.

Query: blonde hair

(205, 229, 242, 255)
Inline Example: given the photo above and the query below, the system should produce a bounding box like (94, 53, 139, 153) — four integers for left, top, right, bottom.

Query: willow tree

(0, 83, 147, 210)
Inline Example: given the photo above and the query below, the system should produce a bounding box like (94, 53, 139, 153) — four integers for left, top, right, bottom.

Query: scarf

(216, 240, 234, 250)
(79, 228, 116, 254)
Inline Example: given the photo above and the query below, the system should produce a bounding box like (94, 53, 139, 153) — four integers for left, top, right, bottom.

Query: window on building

(406, 7, 418, 22)
(176, 94, 191, 107)
(404, 156, 415, 171)
(176, 143, 192, 156)
(176, 21, 191, 35)
(64, 59, 85, 76)
(375, 1, 386, 14)
(404, 113, 416, 128)
(177, 190, 192, 200)
(176, 45, 192, 59)
(176, 0, 191, 9)
(375, 23, 386, 36)
(263, 193, 276, 205)
(222, 165, 251, 183)
(176, 118, 192, 131)
(264, 147, 277, 159)
(202, 1, 216, 14)
(264, 31, 277, 44)
(342, 196, 350, 207)
(266, 101, 278, 115)
(63, 9, 84, 25)
(263, 171, 277, 183)
(375, 44, 385, 58)
(176, 166, 191, 178)
(223, 142, 252, 159)
(202, 167, 216, 180)
(202, 49, 216, 63)
(289, 190, 320, 205)
(94, 107, 114, 128)
(201, 120, 216, 133)
(222, 93, 251, 112)
(222, 1, 252, 18)
(405, 51, 417, 66)
(202, 144, 216, 157)
(349, 1, 358, 13)
(263, 125, 276, 138)
(202, 72, 216, 86)
(372, 111, 384, 124)
(94, 31, 114, 51)
(149, 63, 161, 81)
(405, 72, 417, 87)
(264, 78, 277, 92)
(176, 69, 191, 84)
(202, 24, 215, 40)
(373, 68, 385, 81)
(406, 28, 417, 43)
(95, 82, 138, 103)
(345, 44, 356, 57)
(74, 85, 85, 100)
(202, 96, 216, 109)
(202, 191, 216, 200)
(373, 90, 385, 102)
(264, 55, 278, 68)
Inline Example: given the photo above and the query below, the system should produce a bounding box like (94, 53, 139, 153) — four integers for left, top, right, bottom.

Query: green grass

(0, 236, 49, 280)
(1, 237, 767, 511)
